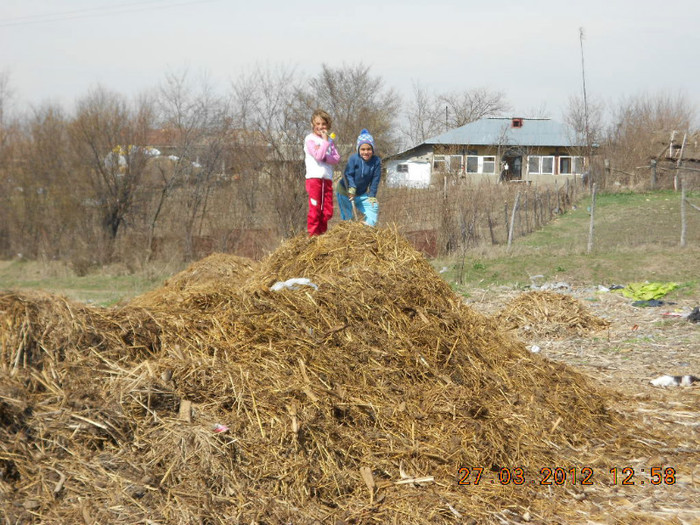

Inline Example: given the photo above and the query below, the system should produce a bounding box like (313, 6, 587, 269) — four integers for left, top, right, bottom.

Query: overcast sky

(2, 0, 699, 124)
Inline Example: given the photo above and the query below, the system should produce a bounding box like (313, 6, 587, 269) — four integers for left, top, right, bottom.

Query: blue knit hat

(356, 128, 375, 153)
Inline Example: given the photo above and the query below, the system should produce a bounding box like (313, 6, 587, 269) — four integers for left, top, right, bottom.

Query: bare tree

(69, 86, 154, 261)
(439, 87, 510, 128)
(564, 94, 604, 148)
(231, 65, 309, 236)
(401, 83, 510, 149)
(402, 81, 444, 148)
(304, 63, 402, 157)
(156, 70, 233, 260)
(0, 70, 17, 257)
(16, 104, 76, 259)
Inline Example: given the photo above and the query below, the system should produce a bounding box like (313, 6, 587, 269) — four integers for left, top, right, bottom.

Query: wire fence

(4, 168, 699, 266)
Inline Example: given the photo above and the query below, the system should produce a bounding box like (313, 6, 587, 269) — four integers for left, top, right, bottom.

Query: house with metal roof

(386, 117, 589, 187)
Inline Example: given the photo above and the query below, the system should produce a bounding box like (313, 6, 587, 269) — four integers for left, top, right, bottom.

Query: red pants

(306, 178, 334, 236)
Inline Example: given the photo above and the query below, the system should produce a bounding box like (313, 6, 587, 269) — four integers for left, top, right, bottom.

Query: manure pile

(0, 223, 666, 523)
(496, 290, 611, 338)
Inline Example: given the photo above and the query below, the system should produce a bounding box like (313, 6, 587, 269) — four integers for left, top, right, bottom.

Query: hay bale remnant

(496, 290, 611, 338)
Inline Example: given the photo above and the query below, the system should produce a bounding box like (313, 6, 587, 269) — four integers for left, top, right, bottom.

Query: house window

(528, 156, 555, 175)
(449, 155, 462, 173)
(465, 155, 496, 174)
(559, 156, 585, 174)
(397, 163, 409, 173)
(433, 155, 446, 172)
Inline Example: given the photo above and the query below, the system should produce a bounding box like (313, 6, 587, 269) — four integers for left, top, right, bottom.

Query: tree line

(0, 65, 696, 266)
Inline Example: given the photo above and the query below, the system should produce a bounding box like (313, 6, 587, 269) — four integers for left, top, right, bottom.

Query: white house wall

(386, 160, 431, 188)
(387, 145, 587, 187)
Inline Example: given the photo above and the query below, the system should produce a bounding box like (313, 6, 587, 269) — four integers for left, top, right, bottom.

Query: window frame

(528, 155, 555, 175)
(465, 155, 496, 174)
(433, 155, 447, 172)
(558, 156, 585, 175)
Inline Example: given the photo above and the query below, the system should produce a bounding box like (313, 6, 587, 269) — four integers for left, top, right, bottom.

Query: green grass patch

(433, 190, 700, 298)
(0, 259, 178, 306)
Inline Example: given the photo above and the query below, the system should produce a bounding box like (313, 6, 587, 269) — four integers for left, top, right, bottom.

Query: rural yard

(2, 2, 699, 522)
(1, 220, 698, 524)
(467, 285, 700, 524)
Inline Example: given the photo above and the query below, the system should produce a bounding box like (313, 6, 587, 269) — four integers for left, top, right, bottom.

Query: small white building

(385, 160, 431, 188)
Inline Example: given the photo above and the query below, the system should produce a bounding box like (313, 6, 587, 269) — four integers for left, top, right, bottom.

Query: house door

(502, 156, 522, 181)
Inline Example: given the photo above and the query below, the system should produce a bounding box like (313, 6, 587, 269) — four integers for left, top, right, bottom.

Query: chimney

(511, 118, 523, 128)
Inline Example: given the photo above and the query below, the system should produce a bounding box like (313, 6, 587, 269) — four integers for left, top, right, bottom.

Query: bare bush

(602, 92, 696, 188)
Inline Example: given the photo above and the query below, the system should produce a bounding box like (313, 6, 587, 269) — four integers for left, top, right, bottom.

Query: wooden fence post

(587, 183, 597, 254)
(507, 191, 521, 251)
(680, 177, 687, 247)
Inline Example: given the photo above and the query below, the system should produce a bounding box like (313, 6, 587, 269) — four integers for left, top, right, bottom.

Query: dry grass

(1, 223, 696, 524)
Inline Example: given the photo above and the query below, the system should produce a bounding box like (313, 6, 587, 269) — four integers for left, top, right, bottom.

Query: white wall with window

(386, 160, 431, 188)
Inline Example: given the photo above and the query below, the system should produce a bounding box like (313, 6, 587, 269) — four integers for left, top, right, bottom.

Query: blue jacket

(341, 153, 381, 197)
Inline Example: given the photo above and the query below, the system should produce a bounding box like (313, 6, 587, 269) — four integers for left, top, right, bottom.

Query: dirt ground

(466, 286, 700, 524)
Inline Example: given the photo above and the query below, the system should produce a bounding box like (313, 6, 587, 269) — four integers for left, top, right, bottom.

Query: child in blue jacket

(336, 129, 381, 226)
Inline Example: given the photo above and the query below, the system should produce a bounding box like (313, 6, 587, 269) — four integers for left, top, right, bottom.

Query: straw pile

(496, 290, 611, 338)
(0, 223, 656, 523)
(128, 252, 258, 309)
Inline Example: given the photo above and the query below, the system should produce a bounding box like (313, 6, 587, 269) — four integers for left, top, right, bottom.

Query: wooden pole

(507, 190, 521, 251)
(675, 133, 687, 191)
(587, 183, 597, 254)
(680, 177, 687, 248)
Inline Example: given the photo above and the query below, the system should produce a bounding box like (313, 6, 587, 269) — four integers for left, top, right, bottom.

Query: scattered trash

(661, 312, 686, 318)
(608, 284, 625, 290)
(540, 282, 571, 291)
(597, 285, 610, 292)
(529, 345, 541, 354)
(531, 281, 571, 291)
(395, 476, 435, 485)
(688, 307, 700, 323)
(650, 375, 699, 387)
(213, 423, 229, 433)
(632, 299, 671, 308)
(622, 282, 678, 301)
(439, 266, 449, 274)
(270, 277, 319, 292)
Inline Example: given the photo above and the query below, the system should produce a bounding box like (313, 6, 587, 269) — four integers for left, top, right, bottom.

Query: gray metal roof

(425, 117, 584, 147)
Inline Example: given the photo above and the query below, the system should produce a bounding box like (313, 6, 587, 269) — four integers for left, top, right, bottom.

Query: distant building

(661, 130, 700, 165)
(386, 117, 589, 187)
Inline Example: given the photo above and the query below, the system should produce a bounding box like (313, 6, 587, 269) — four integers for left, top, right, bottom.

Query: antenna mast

(579, 27, 593, 187)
